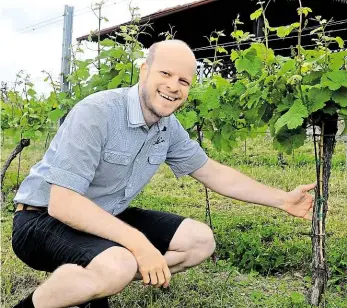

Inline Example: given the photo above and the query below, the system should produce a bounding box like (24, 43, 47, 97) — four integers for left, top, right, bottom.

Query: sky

(0, 0, 196, 96)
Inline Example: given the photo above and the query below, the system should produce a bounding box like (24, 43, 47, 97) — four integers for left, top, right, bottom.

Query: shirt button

(154, 145, 158, 149)
(135, 158, 139, 162)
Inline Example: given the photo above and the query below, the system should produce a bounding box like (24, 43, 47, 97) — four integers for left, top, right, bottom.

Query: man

(12, 40, 315, 308)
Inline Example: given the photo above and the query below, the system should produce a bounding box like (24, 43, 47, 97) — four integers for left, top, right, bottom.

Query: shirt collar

(127, 83, 168, 132)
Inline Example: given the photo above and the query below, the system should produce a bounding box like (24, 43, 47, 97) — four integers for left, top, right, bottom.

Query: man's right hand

(132, 242, 171, 288)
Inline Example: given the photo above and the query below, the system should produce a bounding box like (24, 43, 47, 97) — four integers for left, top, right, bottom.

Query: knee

(186, 219, 216, 259)
(195, 222, 216, 258)
(87, 247, 138, 296)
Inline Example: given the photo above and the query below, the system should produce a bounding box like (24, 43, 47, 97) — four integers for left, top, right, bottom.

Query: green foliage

(270, 22, 301, 38)
(67, 12, 145, 104)
(235, 48, 263, 77)
(178, 3, 346, 156)
(0, 72, 59, 144)
(250, 8, 263, 21)
(275, 100, 308, 132)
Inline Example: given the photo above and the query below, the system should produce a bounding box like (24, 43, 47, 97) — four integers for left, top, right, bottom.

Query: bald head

(138, 39, 197, 126)
(146, 40, 197, 71)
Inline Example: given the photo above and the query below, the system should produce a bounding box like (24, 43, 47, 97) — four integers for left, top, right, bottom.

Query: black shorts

(12, 206, 186, 273)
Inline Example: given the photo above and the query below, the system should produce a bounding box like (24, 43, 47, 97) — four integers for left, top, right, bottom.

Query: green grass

(1, 133, 346, 307)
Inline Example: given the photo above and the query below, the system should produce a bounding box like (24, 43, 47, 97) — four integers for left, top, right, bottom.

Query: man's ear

(140, 62, 149, 77)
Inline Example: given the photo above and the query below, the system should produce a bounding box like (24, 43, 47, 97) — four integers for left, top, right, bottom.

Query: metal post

(59, 5, 74, 126)
(199, 62, 204, 82)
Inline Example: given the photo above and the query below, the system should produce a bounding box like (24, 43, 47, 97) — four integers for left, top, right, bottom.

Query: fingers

(141, 267, 171, 288)
(141, 270, 150, 285)
(149, 270, 158, 286)
(163, 265, 171, 288)
(155, 270, 165, 288)
(302, 182, 317, 192)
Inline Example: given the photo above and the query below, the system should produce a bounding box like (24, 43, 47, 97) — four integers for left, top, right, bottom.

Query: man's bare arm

(190, 158, 287, 209)
(190, 158, 315, 220)
(49, 184, 172, 287)
(49, 184, 150, 250)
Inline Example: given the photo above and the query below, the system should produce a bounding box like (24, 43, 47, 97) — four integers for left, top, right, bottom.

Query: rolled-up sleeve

(44, 98, 108, 194)
(166, 117, 208, 178)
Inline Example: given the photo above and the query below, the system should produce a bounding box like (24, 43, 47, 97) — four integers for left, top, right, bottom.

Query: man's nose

(166, 78, 179, 92)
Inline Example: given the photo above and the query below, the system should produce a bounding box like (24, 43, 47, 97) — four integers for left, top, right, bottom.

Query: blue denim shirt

(13, 84, 208, 215)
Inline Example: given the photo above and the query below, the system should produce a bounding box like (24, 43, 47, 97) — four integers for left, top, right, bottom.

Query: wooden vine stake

(310, 117, 338, 306)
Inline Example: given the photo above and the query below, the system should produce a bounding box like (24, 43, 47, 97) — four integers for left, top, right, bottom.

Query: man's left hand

(282, 183, 316, 220)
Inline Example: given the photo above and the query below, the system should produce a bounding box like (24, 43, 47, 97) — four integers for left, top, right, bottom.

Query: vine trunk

(310, 114, 338, 306)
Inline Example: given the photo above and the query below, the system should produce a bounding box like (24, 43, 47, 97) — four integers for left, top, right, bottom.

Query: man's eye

(161, 71, 169, 76)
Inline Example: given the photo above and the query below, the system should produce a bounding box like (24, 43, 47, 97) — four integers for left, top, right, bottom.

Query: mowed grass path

(1, 133, 346, 307)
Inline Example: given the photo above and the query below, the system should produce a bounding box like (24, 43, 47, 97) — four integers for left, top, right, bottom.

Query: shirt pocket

(148, 154, 167, 165)
(93, 150, 132, 191)
(103, 150, 132, 165)
(143, 154, 167, 181)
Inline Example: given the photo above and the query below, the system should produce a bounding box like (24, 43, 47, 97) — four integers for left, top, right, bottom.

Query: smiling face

(139, 41, 197, 126)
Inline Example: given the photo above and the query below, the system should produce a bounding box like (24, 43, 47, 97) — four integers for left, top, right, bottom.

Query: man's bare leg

(32, 219, 214, 307)
(32, 247, 137, 308)
(134, 219, 216, 280)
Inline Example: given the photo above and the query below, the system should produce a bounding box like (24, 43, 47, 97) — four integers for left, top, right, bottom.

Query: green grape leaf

(49, 109, 65, 122)
(278, 59, 296, 76)
(271, 88, 286, 105)
(306, 87, 332, 112)
(211, 133, 222, 150)
(176, 110, 198, 129)
(322, 105, 337, 115)
(229, 81, 246, 96)
(197, 86, 220, 116)
(231, 50, 239, 61)
(110, 48, 124, 59)
(321, 71, 347, 90)
(275, 100, 308, 133)
(107, 71, 125, 89)
(235, 48, 262, 77)
(339, 107, 347, 116)
(219, 104, 241, 120)
(216, 46, 228, 54)
(221, 124, 233, 140)
(252, 43, 275, 63)
(302, 71, 323, 84)
(188, 84, 203, 101)
(250, 8, 263, 20)
(100, 38, 116, 47)
(213, 75, 231, 96)
(76, 67, 90, 80)
(329, 51, 347, 70)
(277, 94, 294, 112)
(273, 127, 306, 154)
(332, 88, 347, 107)
(297, 7, 312, 17)
(334, 36, 345, 49)
(246, 89, 262, 108)
(275, 23, 300, 38)
(27, 89, 36, 97)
